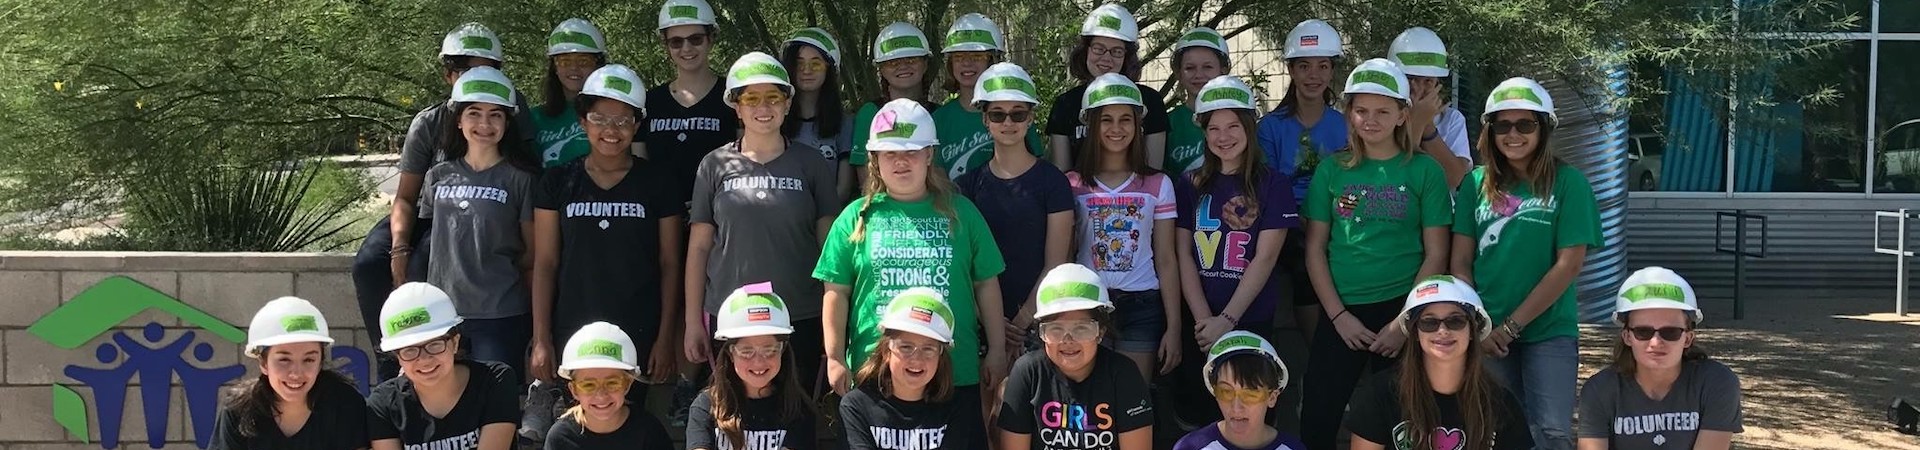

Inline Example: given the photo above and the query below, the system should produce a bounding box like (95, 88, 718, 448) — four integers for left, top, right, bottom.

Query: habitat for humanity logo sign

(26, 275, 371, 449)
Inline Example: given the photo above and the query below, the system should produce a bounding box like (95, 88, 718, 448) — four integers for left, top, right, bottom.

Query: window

(1876, 41, 1920, 193)
(1627, 61, 1729, 193)
(1734, 40, 1869, 193)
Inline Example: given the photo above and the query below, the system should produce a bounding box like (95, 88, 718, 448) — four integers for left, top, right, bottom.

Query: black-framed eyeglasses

(1489, 120, 1540, 135)
(985, 110, 1031, 123)
(395, 336, 454, 361)
(1625, 326, 1689, 342)
(1414, 315, 1470, 333)
(1087, 43, 1127, 59)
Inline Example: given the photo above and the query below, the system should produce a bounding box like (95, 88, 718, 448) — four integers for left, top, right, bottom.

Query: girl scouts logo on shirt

(281, 315, 319, 333)
(579, 339, 624, 359)
(1475, 193, 1558, 255)
(1391, 422, 1468, 450)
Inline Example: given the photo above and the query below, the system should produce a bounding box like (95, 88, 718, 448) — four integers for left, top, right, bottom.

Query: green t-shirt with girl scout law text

(531, 102, 591, 168)
(929, 99, 1048, 180)
(1451, 165, 1601, 342)
(1301, 152, 1451, 305)
(1164, 105, 1206, 174)
(814, 194, 1006, 386)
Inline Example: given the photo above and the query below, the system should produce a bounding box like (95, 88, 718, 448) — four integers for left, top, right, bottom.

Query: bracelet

(1330, 309, 1350, 321)
(1501, 319, 1522, 337)
(387, 246, 412, 257)
(1422, 130, 1440, 142)
(1220, 313, 1239, 326)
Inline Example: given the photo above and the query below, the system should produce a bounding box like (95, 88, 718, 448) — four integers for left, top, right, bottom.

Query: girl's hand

(826, 358, 852, 396)
(1156, 330, 1183, 375)
(1369, 325, 1406, 358)
(983, 348, 1009, 391)
(1332, 312, 1377, 351)
(1194, 316, 1233, 348)
(683, 322, 711, 364)
(1483, 327, 1515, 358)
(647, 338, 679, 383)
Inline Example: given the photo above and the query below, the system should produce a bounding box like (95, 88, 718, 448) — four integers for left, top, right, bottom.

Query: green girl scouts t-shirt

(930, 99, 1047, 180)
(1301, 152, 1451, 305)
(814, 194, 1006, 386)
(1451, 165, 1601, 342)
(531, 102, 591, 168)
(1165, 105, 1206, 174)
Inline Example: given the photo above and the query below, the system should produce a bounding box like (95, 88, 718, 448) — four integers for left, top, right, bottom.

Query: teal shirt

(530, 102, 591, 168)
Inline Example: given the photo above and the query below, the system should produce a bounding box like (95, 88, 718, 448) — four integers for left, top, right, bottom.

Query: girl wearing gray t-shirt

(1578, 267, 1743, 450)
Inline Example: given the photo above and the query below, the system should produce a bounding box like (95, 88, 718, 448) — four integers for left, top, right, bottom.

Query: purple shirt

(1172, 423, 1307, 450)
(1175, 168, 1299, 324)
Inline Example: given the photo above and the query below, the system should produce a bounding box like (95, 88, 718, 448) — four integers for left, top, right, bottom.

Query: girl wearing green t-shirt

(1447, 77, 1601, 450)
(1298, 59, 1452, 450)
(815, 99, 1009, 410)
(532, 19, 609, 168)
(850, 22, 939, 189)
(1165, 27, 1230, 174)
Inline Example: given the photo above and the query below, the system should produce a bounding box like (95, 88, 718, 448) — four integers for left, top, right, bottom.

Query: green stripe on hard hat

(1396, 52, 1447, 69)
(1200, 87, 1252, 105)
(948, 30, 996, 48)
(727, 293, 787, 312)
(880, 35, 925, 54)
(1209, 335, 1263, 357)
(578, 338, 624, 359)
(1350, 70, 1400, 94)
(982, 76, 1035, 96)
(281, 315, 319, 333)
(795, 29, 837, 51)
(892, 293, 955, 327)
(733, 62, 789, 81)
(385, 307, 431, 335)
(669, 5, 699, 19)
(462, 79, 513, 101)
(1492, 86, 1545, 106)
(549, 31, 600, 50)
(1098, 15, 1121, 31)
(1419, 274, 1455, 284)
(1090, 84, 1142, 104)
(460, 36, 494, 51)
(875, 122, 920, 139)
(1181, 30, 1224, 47)
(1040, 281, 1102, 305)
(603, 76, 634, 94)
(1621, 283, 1687, 303)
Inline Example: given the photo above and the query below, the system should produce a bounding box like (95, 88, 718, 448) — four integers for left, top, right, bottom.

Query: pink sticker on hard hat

(742, 281, 774, 295)
(872, 109, 899, 134)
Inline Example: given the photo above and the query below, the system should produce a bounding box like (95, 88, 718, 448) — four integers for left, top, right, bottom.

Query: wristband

(1422, 130, 1440, 142)
(1221, 313, 1239, 326)
(1331, 309, 1350, 321)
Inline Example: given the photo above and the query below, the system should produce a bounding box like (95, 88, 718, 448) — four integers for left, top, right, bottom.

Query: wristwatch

(1501, 318, 1522, 337)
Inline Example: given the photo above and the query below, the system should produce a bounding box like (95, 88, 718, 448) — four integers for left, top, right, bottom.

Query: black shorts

(1279, 231, 1322, 308)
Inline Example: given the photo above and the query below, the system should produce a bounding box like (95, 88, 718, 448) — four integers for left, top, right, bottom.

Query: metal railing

(1873, 209, 1916, 316)
(1715, 210, 1769, 320)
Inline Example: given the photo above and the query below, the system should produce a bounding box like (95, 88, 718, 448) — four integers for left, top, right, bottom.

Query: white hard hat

(712, 282, 795, 340)
(1175, 27, 1228, 55)
(879, 288, 957, 343)
(724, 52, 793, 108)
(1079, 3, 1140, 43)
(450, 66, 519, 113)
(440, 22, 504, 62)
(557, 322, 640, 379)
(1192, 75, 1258, 124)
(1079, 73, 1144, 123)
(580, 64, 647, 113)
(972, 62, 1040, 107)
(787, 27, 843, 67)
(657, 0, 717, 30)
(1387, 27, 1448, 78)
(866, 98, 939, 151)
(1483, 77, 1558, 123)
(547, 18, 608, 56)
(874, 22, 933, 63)
(1343, 58, 1410, 102)
(1614, 267, 1702, 326)
(1397, 275, 1493, 340)
(1201, 331, 1289, 394)
(1282, 19, 1342, 60)
(943, 13, 1005, 53)
(1033, 263, 1113, 320)
(245, 296, 335, 358)
(378, 282, 465, 352)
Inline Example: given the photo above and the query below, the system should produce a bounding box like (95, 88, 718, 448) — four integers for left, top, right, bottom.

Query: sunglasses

(1489, 120, 1540, 135)
(666, 33, 710, 50)
(1414, 315, 1471, 333)
(888, 338, 945, 361)
(948, 53, 992, 65)
(569, 375, 632, 396)
(736, 92, 789, 108)
(795, 59, 828, 74)
(1038, 320, 1101, 343)
(730, 342, 785, 360)
(880, 58, 921, 71)
(1625, 326, 1689, 342)
(395, 336, 453, 362)
(1211, 386, 1275, 405)
(985, 110, 1031, 123)
(586, 111, 637, 129)
(553, 54, 599, 70)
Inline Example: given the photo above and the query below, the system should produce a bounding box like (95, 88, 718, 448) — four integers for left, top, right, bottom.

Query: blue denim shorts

(1107, 289, 1166, 353)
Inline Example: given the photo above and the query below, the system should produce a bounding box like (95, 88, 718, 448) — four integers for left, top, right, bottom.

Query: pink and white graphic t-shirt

(1068, 171, 1178, 291)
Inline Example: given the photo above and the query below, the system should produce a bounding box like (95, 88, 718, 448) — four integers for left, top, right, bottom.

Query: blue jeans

(462, 314, 531, 387)
(1106, 289, 1166, 353)
(1486, 335, 1578, 450)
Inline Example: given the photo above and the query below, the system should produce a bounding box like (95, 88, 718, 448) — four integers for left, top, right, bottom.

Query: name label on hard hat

(881, 36, 925, 54)
(669, 5, 700, 19)
(385, 307, 432, 335)
(282, 315, 320, 333)
(982, 77, 1036, 97)
(1349, 70, 1400, 94)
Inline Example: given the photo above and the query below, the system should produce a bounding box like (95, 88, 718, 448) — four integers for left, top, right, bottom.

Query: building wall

(0, 252, 366, 450)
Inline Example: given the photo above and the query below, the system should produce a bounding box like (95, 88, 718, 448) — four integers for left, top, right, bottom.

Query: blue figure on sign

(63, 337, 141, 449)
(181, 339, 245, 448)
(332, 345, 373, 396)
(64, 322, 246, 449)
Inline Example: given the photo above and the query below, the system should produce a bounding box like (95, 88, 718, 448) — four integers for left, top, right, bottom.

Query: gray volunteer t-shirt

(1578, 359, 1744, 449)
(419, 159, 537, 319)
(690, 140, 840, 319)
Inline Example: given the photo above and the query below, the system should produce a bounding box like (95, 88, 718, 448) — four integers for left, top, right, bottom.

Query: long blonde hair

(848, 153, 960, 243)
(1338, 94, 1416, 169)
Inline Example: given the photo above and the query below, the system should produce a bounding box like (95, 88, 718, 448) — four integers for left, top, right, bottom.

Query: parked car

(1628, 132, 1664, 191)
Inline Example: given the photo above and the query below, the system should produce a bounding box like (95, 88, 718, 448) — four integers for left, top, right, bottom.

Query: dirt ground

(1580, 294, 1920, 450)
